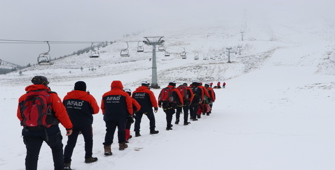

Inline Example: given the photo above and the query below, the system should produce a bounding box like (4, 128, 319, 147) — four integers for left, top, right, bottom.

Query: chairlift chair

(120, 42, 130, 57)
(194, 52, 199, 60)
(137, 41, 144, 52)
(37, 41, 53, 65)
(158, 44, 165, 52)
(38, 53, 53, 65)
(165, 51, 170, 57)
(180, 48, 186, 59)
(90, 43, 100, 58)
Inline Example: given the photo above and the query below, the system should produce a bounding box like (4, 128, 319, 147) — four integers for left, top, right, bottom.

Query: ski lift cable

(0, 39, 112, 44)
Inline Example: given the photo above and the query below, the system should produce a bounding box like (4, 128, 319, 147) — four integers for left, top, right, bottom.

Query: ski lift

(37, 41, 53, 65)
(158, 44, 165, 52)
(120, 42, 130, 57)
(137, 41, 144, 52)
(180, 48, 187, 59)
(90, 43, 100, 58)
(165, 51, 170, 57)
(194, 52, 199, 60)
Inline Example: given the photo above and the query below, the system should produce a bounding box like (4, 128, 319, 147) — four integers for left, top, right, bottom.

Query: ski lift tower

(143, 36, 164, 89)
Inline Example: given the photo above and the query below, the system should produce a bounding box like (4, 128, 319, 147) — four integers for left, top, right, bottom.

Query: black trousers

(23, 129, 64, 170)
(190, 104, 199, 119)
(134, 111, 156, 132)
(176, 105, 189, 123)
(64, 126, 93, 163)
(104, 118, 126, 145)
(163, 108, 175, 128)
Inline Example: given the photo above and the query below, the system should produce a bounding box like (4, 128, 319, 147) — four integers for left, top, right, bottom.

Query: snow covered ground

(1, 2, 335, 169)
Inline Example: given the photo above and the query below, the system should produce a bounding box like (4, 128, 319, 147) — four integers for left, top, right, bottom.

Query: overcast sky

(0, 0, 334, 66)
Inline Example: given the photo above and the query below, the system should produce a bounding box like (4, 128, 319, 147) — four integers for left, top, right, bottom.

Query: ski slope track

(1, 7, 335, 170)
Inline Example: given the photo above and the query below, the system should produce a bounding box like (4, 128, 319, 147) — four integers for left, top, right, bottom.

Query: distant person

(123, 87, 141, 142)
(158, 81, 184, 130)
(63, 81, 100, 170)
(217, 82, 221, 89)
(222, 82, 226, 88)
(175, 83, 194, 125)
(204, 83, 216, 116)
(101, 80, 133, 156)
(132, 81, 159, 136)
(17, 76, 73, 170)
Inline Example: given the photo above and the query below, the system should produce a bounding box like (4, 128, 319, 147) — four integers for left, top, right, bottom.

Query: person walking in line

(123, 87, 141, 142)
(197, 82, 211, 119)
(217, 82, 221, 88)
(158, 81, 184, 130)
(175, 83, 194, 125)
(132, 81, 159, 137)
(17, 76, 73, 170)
(204, 82, 216, 115)
(189, 80, 204, 121)
(63, 81, 100, 170)
(101, 80, 133, 156)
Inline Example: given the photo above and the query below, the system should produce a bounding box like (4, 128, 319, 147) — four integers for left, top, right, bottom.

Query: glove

(66, 128, 73, 136)
(127, 115, 134, 123)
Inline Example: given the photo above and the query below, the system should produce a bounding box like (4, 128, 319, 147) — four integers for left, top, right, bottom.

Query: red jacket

(101, 81, 133, 118)
(63, 90, 99, 127)
(158, 85, 184, 106)
(132, 85, 158, 112)
(199, 85, 210, 101)
(17, 84, 73, 130)
(206, 87, 216, 101)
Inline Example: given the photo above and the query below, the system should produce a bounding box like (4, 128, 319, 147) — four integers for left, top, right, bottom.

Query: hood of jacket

(111, 80, 124, 89)
(25, 84, 49, 92)
(65, 90, 89, 99)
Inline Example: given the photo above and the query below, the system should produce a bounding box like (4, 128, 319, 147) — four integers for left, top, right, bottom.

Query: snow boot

(85, 157, 98, 163)
(64, 162, 71, 170)
(119, 143, 128, 150)
(104, 145, 112, 156)
(184, 122, 190, 125)
(135, 131, 141, 137)
(175, 118, 179, 124)
(150, 129, 159, 134)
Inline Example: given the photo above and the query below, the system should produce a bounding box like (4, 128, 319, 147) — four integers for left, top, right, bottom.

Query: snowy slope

(1, 4, 335, 170)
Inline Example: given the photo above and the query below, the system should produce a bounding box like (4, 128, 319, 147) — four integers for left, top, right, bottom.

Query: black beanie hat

(169, 81, 176, 87)
(74, 81, 86, 91)
(31, 76, 49, 86)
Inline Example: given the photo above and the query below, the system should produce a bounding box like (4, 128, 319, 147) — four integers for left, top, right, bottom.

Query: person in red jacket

(17, 76, 73, 170)
(175, 83, 194, 125)
(189, 80, 204, 121)
(197, 82, 211, 119)
(132, 81, 159, 136)
(217, 82, 221, 88)
(204, 83, 216, 116)
(123, 87, 141, 142)
(158, 81, 184, 130)
(101, 80, 133, 155)
(63, 81, 100, 169)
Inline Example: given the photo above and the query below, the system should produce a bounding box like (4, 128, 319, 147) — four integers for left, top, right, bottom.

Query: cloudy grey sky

(0, 0, 333, 66)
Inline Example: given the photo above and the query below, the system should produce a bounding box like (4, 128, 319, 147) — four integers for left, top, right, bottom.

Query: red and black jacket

(17, 84, 73, 130)
(63, 90, 99, 128)
(132, 85, 158, 113)
(158, 85, 184, 108)
(101, 81, 133, 121)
